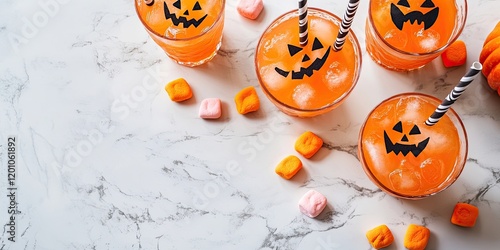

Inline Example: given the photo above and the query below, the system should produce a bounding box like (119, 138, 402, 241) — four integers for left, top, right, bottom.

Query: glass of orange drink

(366, 0, 467, 71)
(255, 8, 362, 118)
(358, 93, 468, 199)
(135, 0, 225, 67)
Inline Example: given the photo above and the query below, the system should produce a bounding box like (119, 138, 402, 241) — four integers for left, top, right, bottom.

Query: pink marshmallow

(237, 0, 264, 20)
(298, 190, 327, 218)
(199, 98, 222, 119)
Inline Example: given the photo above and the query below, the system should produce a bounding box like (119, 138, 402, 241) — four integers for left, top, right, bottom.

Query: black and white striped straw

(425, 62, 483, 126)
(334, 0, 360, 51)
(298, 0, 308, 46)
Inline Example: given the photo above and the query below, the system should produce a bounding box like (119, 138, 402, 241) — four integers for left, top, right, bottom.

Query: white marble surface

(1, 0, 500, 249)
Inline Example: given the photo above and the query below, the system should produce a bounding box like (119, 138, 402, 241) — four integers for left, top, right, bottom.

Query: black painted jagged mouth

(274, 46, 332, 80)
(164, 2, 207, 28)
(390, 3, 439, 30)
(384, 131, 430, 157)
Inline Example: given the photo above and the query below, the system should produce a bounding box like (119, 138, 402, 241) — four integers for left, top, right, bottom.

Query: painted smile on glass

(390, 0, 439, 30)
(164, 0, 207, 28)
(384, 121, 430, 157)
(274, 37, 331, 80)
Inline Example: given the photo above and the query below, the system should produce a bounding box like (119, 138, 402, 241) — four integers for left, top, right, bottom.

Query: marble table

(2, 0, 500, 249)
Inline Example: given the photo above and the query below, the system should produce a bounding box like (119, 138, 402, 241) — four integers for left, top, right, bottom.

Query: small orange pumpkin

(479, 22, 500, 94)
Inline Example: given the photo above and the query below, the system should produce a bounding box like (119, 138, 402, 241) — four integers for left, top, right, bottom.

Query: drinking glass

(358, 93, 468, 199)
(135, 0, 225, 66)
(365, 0, 467, 71)
(255, 8, 362, 117)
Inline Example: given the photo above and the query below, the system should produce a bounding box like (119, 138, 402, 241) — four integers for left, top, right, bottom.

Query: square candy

(275, 155, 302, 180)
(165, 78, 193, 102)
(298, 190, 327, 218)
(295, 131, 323, 159)
(199, 98, 222, 119)
(366, 224, 394, 249)
(237, 0, 264, 20)
(234, 86, 260, 114)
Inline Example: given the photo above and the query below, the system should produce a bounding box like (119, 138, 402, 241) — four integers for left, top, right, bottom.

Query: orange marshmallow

(165, 78, 193, 102)
(404, 224, 430, 250)
(295, 131, 323, 159)
(234, 86, 260, 114)
(451, 203, 479, 228)
(441, 40, 467, 68)
(366, 224, 394, 249)
(275, 155, 302, 180)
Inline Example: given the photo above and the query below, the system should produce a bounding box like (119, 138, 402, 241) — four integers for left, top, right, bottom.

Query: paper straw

(425, 62, 483, 126)
(298, 0, 308, 46)
(334, 0, 360, 51)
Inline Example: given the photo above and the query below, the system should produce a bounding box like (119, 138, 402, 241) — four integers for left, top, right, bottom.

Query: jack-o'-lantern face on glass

(390, 0, 439, 30)
(384, 121, 430, 157)
(164, 0, 207, 28)
(274, 37, 331, 80)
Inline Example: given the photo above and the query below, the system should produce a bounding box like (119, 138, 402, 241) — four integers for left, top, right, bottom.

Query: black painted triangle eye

(312, 37, 323, 51)
(397, 0, 410, 7)
(275, 67, 289, 77)
(173, 0, 181, 9)
(421, 0, 435, 8)
(393, 121, 403, 133)
(193, 1, 202, 10)
(287, 44, 303, 56)
(409, 125, 421, 135)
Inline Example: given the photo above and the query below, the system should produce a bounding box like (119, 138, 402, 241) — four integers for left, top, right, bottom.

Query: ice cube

(397, 96, 423, 123)
(370, 100, 396, 128)
(363, 139, 386, 174)
(384, 29, 408, 49)
(325, 63, 349, 91)
(389, 164, 421, 193)
(420, 158, 444, 185)
(373, 2, 391, 23)
(415, 29, 440, 52)
(310, 18, 335, 43)
(263, 31, 289, 58)
(165, 26, 186, 38)
(292, 83, 315, 109)
(260, 64, 286, 91)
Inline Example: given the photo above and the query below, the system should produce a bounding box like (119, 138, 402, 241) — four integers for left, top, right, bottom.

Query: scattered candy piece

(234, 86, 260, 114)
(366, 224, 394, 249)
(165, 78, 193, 102)
(298, 190, 327, 218)
(237, 0, 264, 20)
(199, 98, 222, 119)
(451, 203, 479, 228)
(275, 155, 302, 180)
(404, 224, 430, 250)
(295, 131, 323, 159)
(441, 40, 467, 68)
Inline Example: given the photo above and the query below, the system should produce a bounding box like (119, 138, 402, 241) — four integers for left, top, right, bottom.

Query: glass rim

(255, 7, 362, 113)
(367, 0, 468, 57)
(134, 0, 226, 42)
(358, 92, 469, 199)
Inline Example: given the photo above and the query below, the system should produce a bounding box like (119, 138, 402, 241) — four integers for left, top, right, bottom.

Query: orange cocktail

(366, 0, 467, 71)
(135, 0, 225, 66)
(358, 93, 467, 199)
(255, 8, 362, 117)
